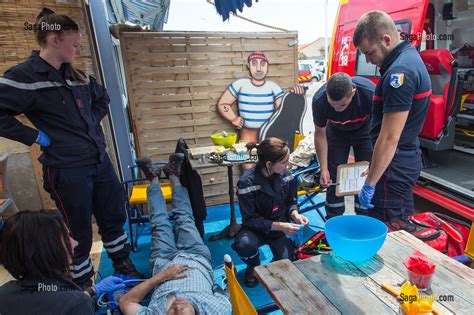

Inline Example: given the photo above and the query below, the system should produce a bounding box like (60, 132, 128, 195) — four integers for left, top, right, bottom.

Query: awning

(116, 0, 171, 30)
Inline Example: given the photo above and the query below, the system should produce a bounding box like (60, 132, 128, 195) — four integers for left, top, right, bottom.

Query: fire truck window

(355, 20, 410, 78)
(355, 50, 380, 77)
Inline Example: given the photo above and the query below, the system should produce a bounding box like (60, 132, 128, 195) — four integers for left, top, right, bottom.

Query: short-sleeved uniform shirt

(312, 76, 375, 138)
(229, 78, 284, 129)
(371, 40, 432, 149)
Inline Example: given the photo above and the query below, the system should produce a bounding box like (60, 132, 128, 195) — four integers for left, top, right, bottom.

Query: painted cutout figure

(217, 51, 304, 146)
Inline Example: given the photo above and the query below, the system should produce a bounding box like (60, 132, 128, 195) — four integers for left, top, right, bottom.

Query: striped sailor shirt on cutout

(229, 78, 284, 129)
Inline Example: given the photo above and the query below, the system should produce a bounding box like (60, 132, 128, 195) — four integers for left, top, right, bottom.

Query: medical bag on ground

(408, 212, 470, 257)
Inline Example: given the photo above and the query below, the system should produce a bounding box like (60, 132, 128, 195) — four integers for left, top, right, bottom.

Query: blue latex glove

(93, 276, 125, 295)
(289, 224, 305, 244)
(35, 129, 51, 147)
(358, 183, 376, 209)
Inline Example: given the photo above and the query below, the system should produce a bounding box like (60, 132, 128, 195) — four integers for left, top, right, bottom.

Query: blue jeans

(147, 183, 211, 266)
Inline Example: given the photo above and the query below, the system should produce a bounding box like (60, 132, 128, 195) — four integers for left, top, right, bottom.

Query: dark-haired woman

(0, 210, 127, 314)
(232, 137, 309, 287)
(0, 8, 141, 286)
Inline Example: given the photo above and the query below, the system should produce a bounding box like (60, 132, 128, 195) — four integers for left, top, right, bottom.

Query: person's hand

(279, 222, 301, 236)
(35, 129, 51, 147)
(293, 213, 309, 226)
(319, 169, 332, 187)
(161, 264, 189, 281)
(231, 116, 244, 129)
(93, 276, 125, 295)
(291, 85, 305, 94)
(361, 166, 370, 177)
(358, 183, 375, 209)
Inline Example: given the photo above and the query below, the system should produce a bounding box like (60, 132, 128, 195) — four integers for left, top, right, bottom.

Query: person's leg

(172, 184, 211, 261)
(268, 233, 297, 261)
(160, 153, 211, 260)
(135, 157, 177, 265)
(325, 138, 351, 219)
(231, 227, 264, 287)
(370, 149, 421, 230)
(352, 136, 373, 216)
(92, 155, 142, 278)
(43, 165, 96, 286)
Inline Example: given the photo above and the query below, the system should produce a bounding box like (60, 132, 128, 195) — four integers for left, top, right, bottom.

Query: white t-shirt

(229, 78, 284, 129)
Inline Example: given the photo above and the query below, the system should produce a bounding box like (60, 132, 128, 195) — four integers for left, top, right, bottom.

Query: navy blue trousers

(325, 131, 373, 219)
(43, 154, 130, 285)
(369, 148, 422, 222)
(232, 227, 296, 267)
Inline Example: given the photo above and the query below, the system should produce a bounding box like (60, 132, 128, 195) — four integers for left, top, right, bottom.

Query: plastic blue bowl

(325, 215, 387, 262)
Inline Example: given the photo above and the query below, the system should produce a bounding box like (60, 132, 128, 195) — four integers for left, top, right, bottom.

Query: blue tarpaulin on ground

(214, 0, 256, 21)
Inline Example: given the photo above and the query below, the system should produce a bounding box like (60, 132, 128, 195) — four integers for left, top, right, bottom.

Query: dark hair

(1, 210, 73, 280)
(247, 137, 289, 169)
(35, 8, 86, 84)
(326, 72, 353, 101)
(353, 10, 398, 47)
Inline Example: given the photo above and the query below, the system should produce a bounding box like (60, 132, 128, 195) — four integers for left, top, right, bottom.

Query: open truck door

(329, 0, 474, 220)
(329, 0, 428, 79)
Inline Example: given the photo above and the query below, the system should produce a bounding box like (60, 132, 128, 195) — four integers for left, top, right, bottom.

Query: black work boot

(136, 156, 161, 181)
(244, 265, 259, 288)
(112, 257, 144, 278)
(163, 153, 185, 178)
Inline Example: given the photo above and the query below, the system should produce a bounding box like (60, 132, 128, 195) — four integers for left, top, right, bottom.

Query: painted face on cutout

(248, 58, 268, 81)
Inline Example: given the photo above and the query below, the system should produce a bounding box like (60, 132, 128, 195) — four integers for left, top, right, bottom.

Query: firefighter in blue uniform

(232, 138, 309, 287)
(0, 8, 142, 285)
(353, 11, 431, 230)
(312, 72, 375, 219)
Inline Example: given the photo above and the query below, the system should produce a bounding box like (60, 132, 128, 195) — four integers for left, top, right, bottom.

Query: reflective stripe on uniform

(0, 77, 63, 90)
(103, 234, 129, 253)
(0, 76, 89, 91)
(325, 201, 345, 208)
(71, 258, 93, 278)
(282, 174, 294, 182)
(240, 250, 259, 260)
(66, 77, 90, 86)
(238, 185, 261, 194)
(103, 234, 128, 247)
(354, 203, 368, 210)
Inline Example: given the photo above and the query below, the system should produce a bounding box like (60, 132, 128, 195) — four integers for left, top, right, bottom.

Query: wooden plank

(124, 36, 294, 46)
(132, 77, 294, 90)
(255, 259, 341, 315)
(122, 31, 297, 39)
(124, 50, 297, 62)
(132, 84, 230, 96)
(124, 43, 295, 53)
(295, 255, 397, 314)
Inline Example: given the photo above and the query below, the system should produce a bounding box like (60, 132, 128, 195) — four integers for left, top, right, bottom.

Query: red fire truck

(328, 0, 474, 220)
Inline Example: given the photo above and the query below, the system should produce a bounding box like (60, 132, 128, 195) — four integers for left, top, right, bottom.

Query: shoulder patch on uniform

(389, 73, 404, 89)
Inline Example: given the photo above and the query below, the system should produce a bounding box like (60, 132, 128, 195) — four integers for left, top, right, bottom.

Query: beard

(377, 43, 391, 67)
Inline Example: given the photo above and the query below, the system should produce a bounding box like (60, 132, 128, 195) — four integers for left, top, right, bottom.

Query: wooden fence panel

(120, 31, 298, 205)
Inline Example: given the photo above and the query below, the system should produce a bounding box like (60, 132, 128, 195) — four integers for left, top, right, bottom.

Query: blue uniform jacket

(0, 51, 109, 167)
(237, 166, 298, 235)
(371, 40, 432, 149)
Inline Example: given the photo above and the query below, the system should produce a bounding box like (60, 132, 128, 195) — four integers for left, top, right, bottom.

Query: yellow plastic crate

(129, 183, 172, 205)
